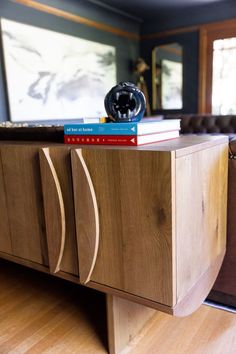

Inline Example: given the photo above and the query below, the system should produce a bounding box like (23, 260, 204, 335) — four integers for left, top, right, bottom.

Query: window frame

(199, 19, 236, 113)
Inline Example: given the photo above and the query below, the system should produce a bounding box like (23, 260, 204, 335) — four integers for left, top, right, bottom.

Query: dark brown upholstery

(0, 126, 64, 142)
(165, 114, 236, 134)
(165, 114, 236, 307)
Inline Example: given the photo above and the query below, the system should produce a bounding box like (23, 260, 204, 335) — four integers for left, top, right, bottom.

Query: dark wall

(0, 0, 140, 122)
(140, 0, 236, 114)
(141, 0, 236, 35)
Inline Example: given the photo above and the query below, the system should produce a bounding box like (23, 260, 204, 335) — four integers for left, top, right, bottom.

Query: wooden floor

(0, 259, 107, 354)
(0, 260, 236, 354)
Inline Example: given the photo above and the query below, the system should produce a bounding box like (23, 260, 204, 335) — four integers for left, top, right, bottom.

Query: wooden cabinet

(71, 136, 228, 316)
(72, 149, 174, 304)
(0, 143, 78, 277)
(0, 149, 12, 254)
(0, 136, 228, 318)
(0, 144, 48, 265)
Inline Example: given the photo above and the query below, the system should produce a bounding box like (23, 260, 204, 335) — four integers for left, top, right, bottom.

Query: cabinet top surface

(135, 135, 229, 157)
(0, 135, 228, 157)
(86, 135, 228, 158)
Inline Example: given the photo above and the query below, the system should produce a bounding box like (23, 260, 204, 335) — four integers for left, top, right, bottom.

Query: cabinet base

(88, 250, 225, 317)
(173, 251, 225, 316)
(106, 295, 156, 354)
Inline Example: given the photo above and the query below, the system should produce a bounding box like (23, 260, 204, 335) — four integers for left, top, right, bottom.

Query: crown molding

(10, 0, 139, 40)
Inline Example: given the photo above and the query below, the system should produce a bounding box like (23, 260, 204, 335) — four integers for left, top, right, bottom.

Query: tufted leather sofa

(165, 114, 236, 308)
(164, 114, 236, 135)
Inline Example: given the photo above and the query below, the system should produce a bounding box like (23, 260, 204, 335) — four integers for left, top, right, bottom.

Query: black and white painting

(1, 19, 116, 121)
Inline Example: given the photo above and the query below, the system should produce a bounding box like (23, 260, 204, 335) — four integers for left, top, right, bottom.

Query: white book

(64, 119, 180, 136)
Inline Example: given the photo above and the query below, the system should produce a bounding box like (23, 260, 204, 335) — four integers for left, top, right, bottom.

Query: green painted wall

(0, 0, 140, 122)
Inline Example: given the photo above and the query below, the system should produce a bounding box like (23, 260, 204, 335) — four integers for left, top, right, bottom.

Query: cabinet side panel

(1, 145, 48, 265)
(80, 149, 174, 306)
(176, 144, 228, 302)
(0, 149, 12, 254)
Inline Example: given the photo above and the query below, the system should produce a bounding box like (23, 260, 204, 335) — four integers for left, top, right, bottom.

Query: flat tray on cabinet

(0, 126, 64, 142)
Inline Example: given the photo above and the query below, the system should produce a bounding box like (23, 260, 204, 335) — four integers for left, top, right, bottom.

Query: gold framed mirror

(152, 43, 183, 110)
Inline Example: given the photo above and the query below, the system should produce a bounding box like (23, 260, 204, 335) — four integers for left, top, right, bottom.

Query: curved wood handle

(71, 149, 99, 284)
(39, 148, 66, 273)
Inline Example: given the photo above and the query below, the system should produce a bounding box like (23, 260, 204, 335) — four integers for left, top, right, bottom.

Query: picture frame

(1, 18, 117, 122)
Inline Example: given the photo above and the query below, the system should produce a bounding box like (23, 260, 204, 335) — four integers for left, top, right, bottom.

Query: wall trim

(141, 25, 199, 40)
(142, 18, 236, 40)
(10, 0, 139, 40)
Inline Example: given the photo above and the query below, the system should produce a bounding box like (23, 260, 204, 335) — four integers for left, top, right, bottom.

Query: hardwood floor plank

(0, 259, 236, 354)
(130, 306, 236, 354)
(0, 260, 108, 353)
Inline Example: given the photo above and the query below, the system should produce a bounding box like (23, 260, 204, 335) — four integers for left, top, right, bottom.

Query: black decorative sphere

(104, 82, 146, 122)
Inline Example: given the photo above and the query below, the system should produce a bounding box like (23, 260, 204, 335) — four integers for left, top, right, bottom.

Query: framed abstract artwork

(1, 18, 116, 121)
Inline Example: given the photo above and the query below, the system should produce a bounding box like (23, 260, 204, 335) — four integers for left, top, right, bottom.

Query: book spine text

(64, 135, 137, 146)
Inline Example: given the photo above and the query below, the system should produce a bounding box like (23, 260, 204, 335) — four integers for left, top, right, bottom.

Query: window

(199, 19, 236, 113)
(212, 37, 236, 114)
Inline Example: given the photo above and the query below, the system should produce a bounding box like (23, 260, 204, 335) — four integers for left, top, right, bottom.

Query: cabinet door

(0, 149, 12, 254)
(71, 148, 174, 306)
(39, 146, 78, 276)
(0, 145, 48, 265)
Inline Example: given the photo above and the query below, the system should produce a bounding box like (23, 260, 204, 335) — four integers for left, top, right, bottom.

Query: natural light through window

(212, 37, 236, 114)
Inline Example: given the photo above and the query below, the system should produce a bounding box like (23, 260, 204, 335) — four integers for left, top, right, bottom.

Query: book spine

(64, 135, 137, 146)
(64, 124, 137, 135)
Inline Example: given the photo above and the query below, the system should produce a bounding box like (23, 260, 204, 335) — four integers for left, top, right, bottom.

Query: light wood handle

(71, 149, 99, 284)
(39, 148, 66, 273)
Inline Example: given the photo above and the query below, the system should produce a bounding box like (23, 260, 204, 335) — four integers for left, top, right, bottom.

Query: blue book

(64, 119, 180, 136)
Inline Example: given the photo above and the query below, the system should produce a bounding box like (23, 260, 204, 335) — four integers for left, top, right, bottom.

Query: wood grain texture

(0, 251, 49, 274)
(198, 27, 208, 114)
(173, 251, 225, 317)
(71, 137, 227, 316)
(67, 135, 228, 155)
(88, 251, 225, 317)
(72, 148, 175, 306)
(1, 260, 236, 354)
(0, 150, 12, 254)
(87, 280, 173, 315)
(88, 250, 225, 317)
(11, 0, 139, 40)
(141, 25, 199, 40)
(39, 148, 65, 273)
(0, 259, 107, 354)
(0, 251, 81, 286)
(0, 144, 48, 265)
(141, 17, 236, 40)
(199, 17, 236, 31)
(106, 295, 156, 354)
(71, 149, 99, 284)
(175, 143, 228, 304)
(0, 136, 228, 320)
(40, 146, 78, 276)
(130, 304, 236, 354)
(212, 153, 236, 297)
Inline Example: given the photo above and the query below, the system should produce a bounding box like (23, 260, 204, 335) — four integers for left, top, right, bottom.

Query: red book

(64, 130, 179, 146)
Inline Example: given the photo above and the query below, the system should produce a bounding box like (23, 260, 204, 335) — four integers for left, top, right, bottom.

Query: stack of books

(64, 118, 180, 146)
